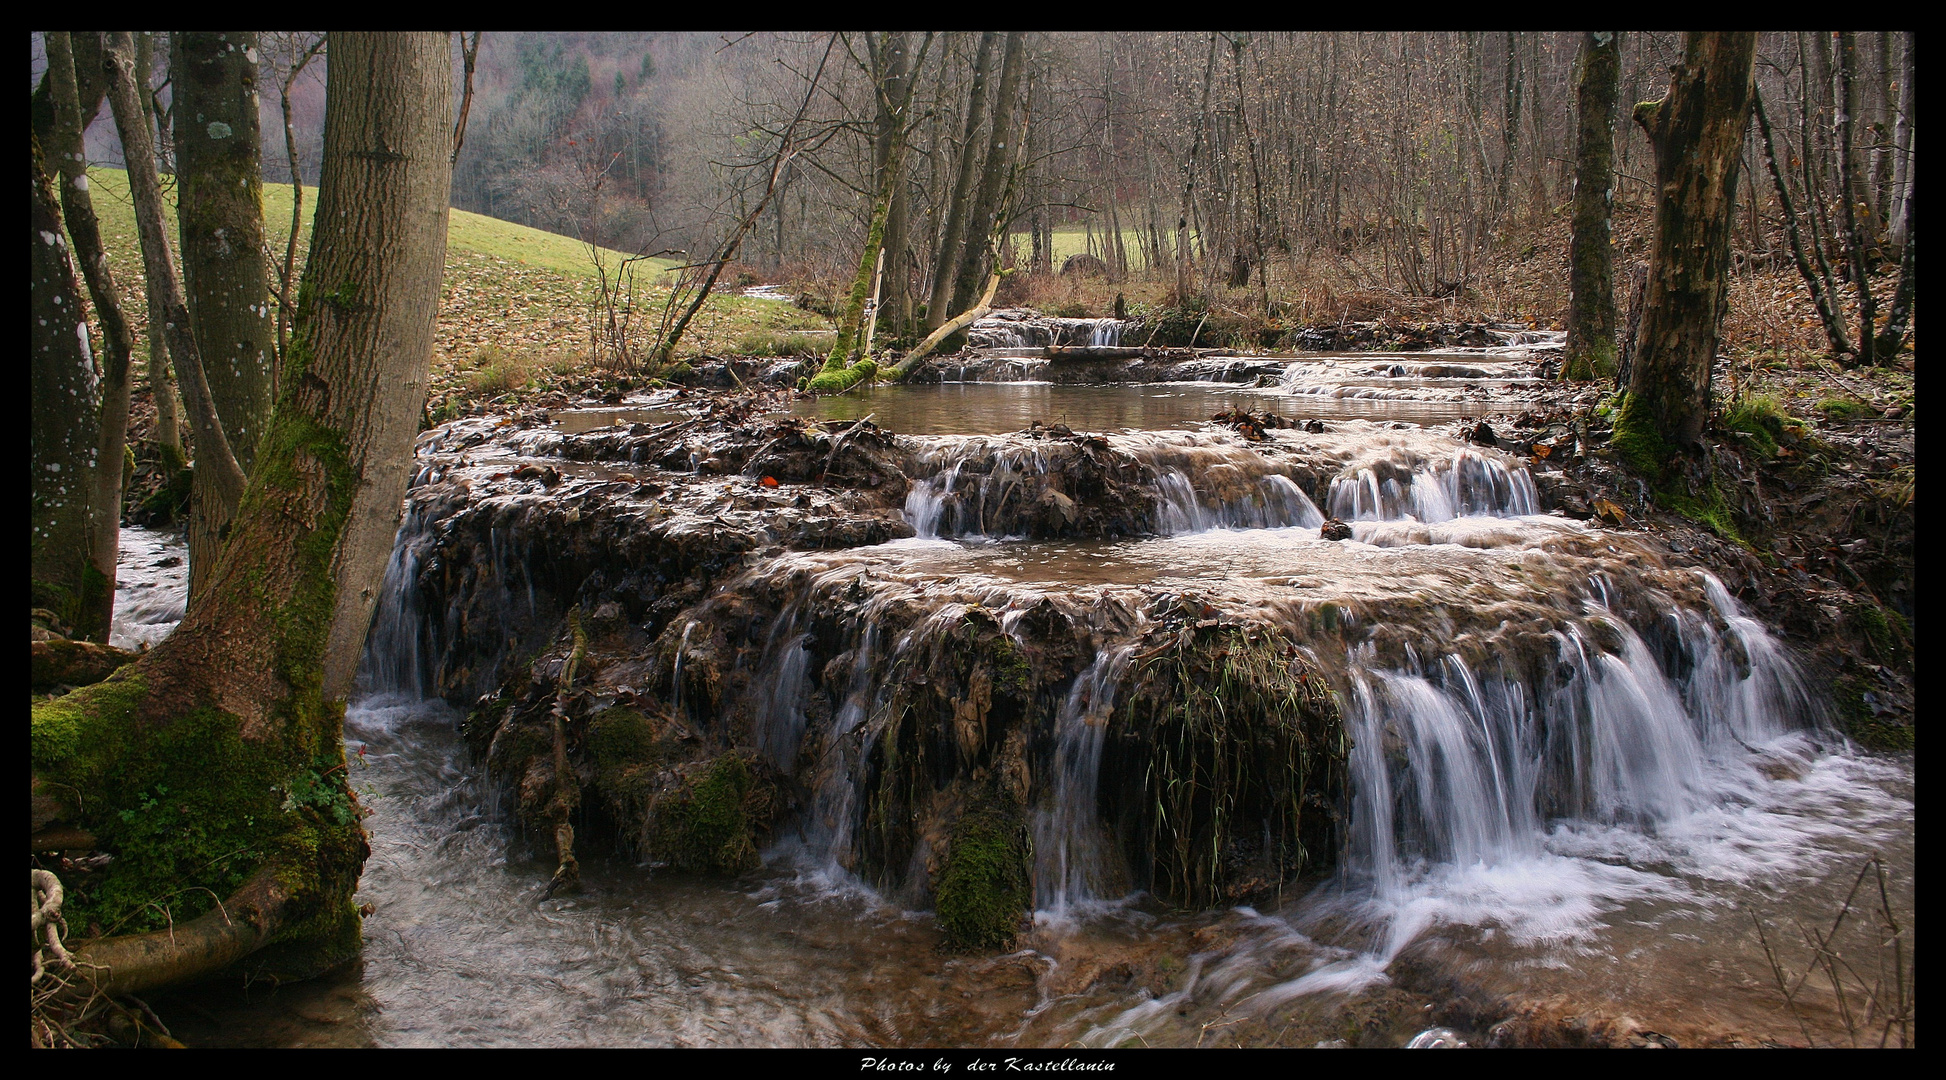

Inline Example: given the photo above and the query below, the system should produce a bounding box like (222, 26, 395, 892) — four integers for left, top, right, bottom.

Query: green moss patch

(651, 754, 769, 873)
(1720, 394, 1799, 458)
(1816, 396, 1877, 421)
(31, 676, 357, 936)
(1832, 673, 1912, 752)
(1116, 624, 1345, 908)
(934, 810, 1031, 951)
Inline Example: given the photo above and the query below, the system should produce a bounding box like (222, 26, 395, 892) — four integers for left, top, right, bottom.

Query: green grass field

(79, 167, 829, 393)
(1010, 226, 1191, 269)
(82, 166, 672, 282)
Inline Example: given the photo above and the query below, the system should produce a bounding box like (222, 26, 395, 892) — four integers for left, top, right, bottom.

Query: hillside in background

(84, 167, 830, 432)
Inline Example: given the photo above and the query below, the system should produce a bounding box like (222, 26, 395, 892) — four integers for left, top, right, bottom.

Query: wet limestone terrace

(145, 358, 1912, 1049)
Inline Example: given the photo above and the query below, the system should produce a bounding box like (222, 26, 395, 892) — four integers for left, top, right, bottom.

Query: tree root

(66, 866, 294, 998)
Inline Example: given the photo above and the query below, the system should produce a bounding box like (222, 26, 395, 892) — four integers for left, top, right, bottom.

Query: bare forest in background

(40, 30, 1913, 352)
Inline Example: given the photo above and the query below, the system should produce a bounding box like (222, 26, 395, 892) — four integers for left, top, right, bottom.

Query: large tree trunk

(947, 32, 1026, 322)
(103, 33, 250, 531)
(872, 33, 914, 341)
(33, 31, 454, 997)
(174, 32, 278, 600)
(30, 134, 102, 640)
(47, 32, 138, 644)
(1613, 32, 1756, 467)
(1563, 32, 1622, 382)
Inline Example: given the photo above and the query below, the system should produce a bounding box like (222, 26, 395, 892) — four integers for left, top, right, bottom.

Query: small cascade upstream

(966, 310, 1134, 353)
(1328, 446, 1539, 522)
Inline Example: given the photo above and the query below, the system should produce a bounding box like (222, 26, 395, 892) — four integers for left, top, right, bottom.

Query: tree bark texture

(140, 34, 183, 457)
(102, 32, 250, 538)
(30, 134, 102, 638)
(1886, 32, 1914, 253)
(34, 31, 454, 997)
(925, 32, 997, 333)
(48, 32, 138, 643)
(948, 32, 1026, 322)
(174, 32, 278, 598)
(1563, 31, 1621, 382)
(871, 33, 913, 340)
(1615, 32, 1756, 461)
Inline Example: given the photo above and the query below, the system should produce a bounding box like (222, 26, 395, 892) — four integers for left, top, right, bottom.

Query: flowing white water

(1032, 644, 1140, 919)
(1327, 447, 1538, 522)
(108, 525, 188, 650)
(1070, 566, 1905, 1047)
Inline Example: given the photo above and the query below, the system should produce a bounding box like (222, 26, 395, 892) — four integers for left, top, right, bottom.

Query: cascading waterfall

(1032, 644, 1139, 918)
(1150, 469, 1322, 533)
(360, 503, 439, 697)
(313, 400, 1905, 1050)
(799, 618, 882, 872)
(1327, 447, 1538, 522)
(903, 441, 1056, 539)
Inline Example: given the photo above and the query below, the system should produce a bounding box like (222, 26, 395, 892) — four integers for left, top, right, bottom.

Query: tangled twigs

(31, 869, 71, 984)
(1751, 853, 1915, 1048)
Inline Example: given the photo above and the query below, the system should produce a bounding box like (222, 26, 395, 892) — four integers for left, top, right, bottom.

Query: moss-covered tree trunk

(810, 32, 932, 395)
(174, 32, 278, 601)
(32, 31, 454, 997)
(1563, 31, 1621, 382)
(30, 134, 102, 639)
(872, 33, 914, 341)
(1612, 32, 1756, 467)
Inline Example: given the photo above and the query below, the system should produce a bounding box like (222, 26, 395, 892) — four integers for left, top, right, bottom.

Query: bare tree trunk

(174, 32, 277, 600)
(1754, 85, 1854, 359)
(1874, 178, 1915, 360)
(1614, 32, 1757, 467)
(1176, 34, 1219, 304)
(102, 33, 249, 522)
(36, 31, 455, 997)
(1834, 31, 1877, 368)
(872, 33, 914, 340)
(1563, 31, 1622, 382)
(47, 32, 137, 643)
(1886, 32, 1914, 254)
(30, 135, 101, 640)
(948, 32, 1026, 322)
(136, 32, 182, 458)
(924, 32, 997, 334)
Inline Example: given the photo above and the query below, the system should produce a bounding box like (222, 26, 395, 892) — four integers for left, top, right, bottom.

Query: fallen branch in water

(886, 271, 1002, 383)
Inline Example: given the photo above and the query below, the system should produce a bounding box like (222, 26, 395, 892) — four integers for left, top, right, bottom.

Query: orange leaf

(761, 475, 779, 488)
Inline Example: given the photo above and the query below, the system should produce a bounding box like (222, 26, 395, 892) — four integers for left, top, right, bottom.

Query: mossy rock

(651, 754, 769, 874)
(934, 810, 1030, 951)
(1849, 601, 1912, 665)
(32, 638, 138, 691)
(587, 706, 666, 815)
(1832, 673, 1912, 752)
